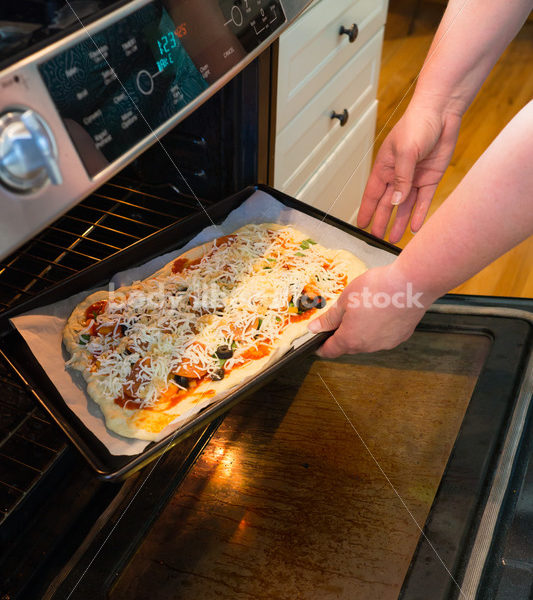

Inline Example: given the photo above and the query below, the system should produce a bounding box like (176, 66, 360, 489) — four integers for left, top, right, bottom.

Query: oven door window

(107, 331, 491, 599)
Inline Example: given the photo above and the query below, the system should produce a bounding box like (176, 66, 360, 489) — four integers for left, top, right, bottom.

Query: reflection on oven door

(107, 331, 490, 599)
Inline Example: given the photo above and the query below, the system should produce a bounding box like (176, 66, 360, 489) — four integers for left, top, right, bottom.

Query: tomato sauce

(289, 308, 317, 323)
(153, 383, 183, 410)
(115, 357, 152, 408)
(172, 235, 235, 275)
(172, 256, 202, 274)
(213, 234, 236, 247)
(85, 300, 107, 323)
(84, 300, 115, 336)
(115, 380, 216, 412)
(171, 257, 188, 274)
(114, 396, 143, 410)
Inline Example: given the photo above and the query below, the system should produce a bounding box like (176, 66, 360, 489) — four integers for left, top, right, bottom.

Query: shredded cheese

(70, 225, 351, 409)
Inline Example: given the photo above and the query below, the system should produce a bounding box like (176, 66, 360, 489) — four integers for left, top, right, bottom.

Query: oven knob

(0, 109, 62, 193)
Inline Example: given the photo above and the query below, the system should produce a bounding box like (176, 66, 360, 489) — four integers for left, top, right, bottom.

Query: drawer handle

(331, 109, 349, 127)
(339, 23, 359, 43)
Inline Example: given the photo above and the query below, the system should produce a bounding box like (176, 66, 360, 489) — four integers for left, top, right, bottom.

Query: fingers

(357, 169, 387, 229)
(410, 184, 437, 232)
(392, 147, 417, 206)
(316, 323, 353, 359)
(308, 299, 344, 333)
(389, 188, 417, 243)
(370, 185, 395, 239)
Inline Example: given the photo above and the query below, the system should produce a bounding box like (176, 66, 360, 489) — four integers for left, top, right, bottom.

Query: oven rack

(0, 356, 68, 526)
(0, 177, 204, 527)
(0, 178, 202, 312)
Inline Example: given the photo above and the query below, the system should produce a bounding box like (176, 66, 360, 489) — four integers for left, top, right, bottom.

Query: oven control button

(136, 70, 154, 96)
(0, 109, 62, 193)
(231, 5, 244, 27)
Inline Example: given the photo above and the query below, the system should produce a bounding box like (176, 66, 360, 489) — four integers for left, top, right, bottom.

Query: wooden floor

(370, 0, 533, 298)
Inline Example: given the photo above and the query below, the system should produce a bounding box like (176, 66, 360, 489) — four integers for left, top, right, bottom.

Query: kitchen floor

(370, 0, 533, 298)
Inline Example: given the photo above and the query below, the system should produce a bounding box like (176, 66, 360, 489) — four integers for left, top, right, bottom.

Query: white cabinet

(274, 0, 388, 224)
(296, 101, 377, 224)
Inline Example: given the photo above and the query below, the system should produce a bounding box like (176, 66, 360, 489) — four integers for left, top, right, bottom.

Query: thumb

(308, 300, 344, 333)
(391, 149, 417, 206)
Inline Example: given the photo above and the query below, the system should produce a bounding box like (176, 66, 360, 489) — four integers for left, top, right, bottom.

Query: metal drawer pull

(339, 23, 358, 43)
(331, 109, 349, 127)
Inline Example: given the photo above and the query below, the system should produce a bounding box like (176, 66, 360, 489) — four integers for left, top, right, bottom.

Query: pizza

(63, 223, 366, 441)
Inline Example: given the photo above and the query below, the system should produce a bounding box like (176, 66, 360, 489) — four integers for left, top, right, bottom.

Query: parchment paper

(11, 190, 396, 456)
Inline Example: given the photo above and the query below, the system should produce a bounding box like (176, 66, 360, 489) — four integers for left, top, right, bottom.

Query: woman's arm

(413, 0, 533, 117)
(357, 0, 533, 241)
(312, 100, 533, 357)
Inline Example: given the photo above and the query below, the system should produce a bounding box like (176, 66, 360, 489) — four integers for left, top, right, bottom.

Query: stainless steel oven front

(0, 0, 311, 259)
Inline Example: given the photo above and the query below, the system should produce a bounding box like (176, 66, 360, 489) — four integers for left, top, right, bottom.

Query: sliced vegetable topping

(215, 345, 233, 359)
(299, 239, 316, 250)
(79, 333, 91, 345)
(297, 293, 326, 312)
(210, 368, 225, 381)
(173, 374, 190, 389)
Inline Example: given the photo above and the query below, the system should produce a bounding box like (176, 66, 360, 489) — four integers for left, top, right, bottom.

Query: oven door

(36, 297, 533, 600)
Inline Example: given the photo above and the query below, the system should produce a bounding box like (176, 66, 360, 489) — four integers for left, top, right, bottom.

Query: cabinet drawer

(295, 101, 377, 225)
(275, 29, 382, 195)
(277, 0, 387, 131)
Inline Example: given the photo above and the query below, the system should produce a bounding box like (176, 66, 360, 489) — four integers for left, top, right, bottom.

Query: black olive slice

(173, 374, 190, 389)
(315, 296, 326, 309)
(215, 344, 233, 359)
(297, 294, 327, 312)
(119, 324, 129, 335)
(210, 368, 225, 381)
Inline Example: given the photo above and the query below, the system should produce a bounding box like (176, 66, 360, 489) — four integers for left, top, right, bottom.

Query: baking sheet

(10, 190, 395, 456)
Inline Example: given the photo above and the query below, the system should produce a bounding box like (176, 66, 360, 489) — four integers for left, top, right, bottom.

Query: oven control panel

(0, 0, 311, 261)
(38, 0, 286, 177)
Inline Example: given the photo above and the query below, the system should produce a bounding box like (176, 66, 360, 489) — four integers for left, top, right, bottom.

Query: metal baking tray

(0, 184, 400, 480)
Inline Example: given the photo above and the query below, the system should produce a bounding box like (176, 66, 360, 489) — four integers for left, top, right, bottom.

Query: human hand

(308, 263, 432, 358)
(357, 106, 462, 243)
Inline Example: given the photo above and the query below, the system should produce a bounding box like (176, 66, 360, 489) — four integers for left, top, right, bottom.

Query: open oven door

(9, 185, 525, 600)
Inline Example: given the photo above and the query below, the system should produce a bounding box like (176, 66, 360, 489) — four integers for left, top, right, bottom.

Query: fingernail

(392, 191, 402, 205)
(308, 320, 322, 333)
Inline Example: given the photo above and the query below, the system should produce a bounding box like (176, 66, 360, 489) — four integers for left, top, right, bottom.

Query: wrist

(410, 88, 468, 120)
(389, 258, 442, 310)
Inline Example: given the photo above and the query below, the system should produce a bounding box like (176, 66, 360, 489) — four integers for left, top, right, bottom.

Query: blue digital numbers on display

(156, 32, 177, 72)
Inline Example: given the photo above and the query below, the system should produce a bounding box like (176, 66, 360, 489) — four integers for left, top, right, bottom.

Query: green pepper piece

(79, 333, 91, 346)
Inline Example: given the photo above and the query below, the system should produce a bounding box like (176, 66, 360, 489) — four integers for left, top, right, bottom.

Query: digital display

(38, 0, 285, 178)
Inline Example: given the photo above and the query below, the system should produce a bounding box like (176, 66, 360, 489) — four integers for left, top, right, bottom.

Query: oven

(1, 2, 533, 600)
